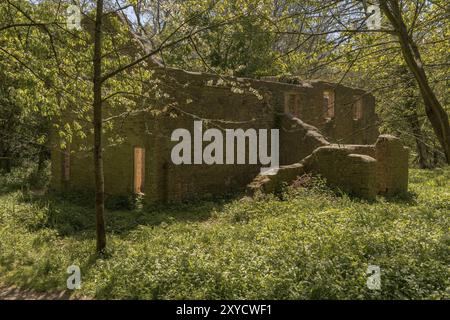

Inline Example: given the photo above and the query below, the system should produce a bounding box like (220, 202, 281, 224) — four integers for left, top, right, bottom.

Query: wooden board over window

(284, 92, 301, 118)
(323, 90, 335, 119)
(353, 96, 363, 120)
(134, 147, 145, 194)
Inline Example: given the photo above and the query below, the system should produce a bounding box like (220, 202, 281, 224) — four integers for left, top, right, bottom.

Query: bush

(0, 161, 50, 194)
(0, 168, 448, 299)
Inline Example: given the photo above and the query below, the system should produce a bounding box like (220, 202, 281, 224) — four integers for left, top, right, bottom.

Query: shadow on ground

(15, 180, 422, 240)
(17, 190, 241, 239)
(0, 283, 84, 300)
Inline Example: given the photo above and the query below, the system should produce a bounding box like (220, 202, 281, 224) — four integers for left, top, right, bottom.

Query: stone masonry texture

(50, 67, 408, 202)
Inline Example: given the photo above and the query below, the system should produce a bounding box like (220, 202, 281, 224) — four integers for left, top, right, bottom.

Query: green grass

(0, 167, 449, 299)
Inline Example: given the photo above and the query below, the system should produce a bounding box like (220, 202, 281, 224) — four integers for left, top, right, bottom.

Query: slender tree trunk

(93, 0, 106, 253)
(407, 109, 433, 169)
(399, 65, 433, 169)
(380, 0, 450, 164)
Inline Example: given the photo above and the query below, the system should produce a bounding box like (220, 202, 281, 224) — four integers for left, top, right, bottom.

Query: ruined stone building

(51, 67, 409, 202)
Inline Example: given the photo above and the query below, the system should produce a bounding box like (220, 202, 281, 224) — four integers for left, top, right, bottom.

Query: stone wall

(279, 115, 329, 165)
(248, 116, 409, 199)
(263, 77, 379, 145)
(51, 67, 385, 202)
(373, 135, 410, 195)
(304, 147, 377, 199)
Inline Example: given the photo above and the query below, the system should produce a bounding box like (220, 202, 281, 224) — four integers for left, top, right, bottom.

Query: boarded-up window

(284, 92, 301, 118)
(323, 91, 335, 119)
(61, 146, 70, 181)
(134, 147, 145, 194)
(353, 96, 363, 120)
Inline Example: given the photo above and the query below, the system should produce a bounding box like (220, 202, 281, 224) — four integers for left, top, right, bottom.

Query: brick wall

(248, 117, 409, 199)
(51, 67, 384, 202)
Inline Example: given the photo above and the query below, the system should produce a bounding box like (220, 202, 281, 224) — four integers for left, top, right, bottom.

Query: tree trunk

(380, 1, 450, 164)
(93, 0, 106, 254)
(407, 109, 433, 169)
(398, 65, 433, 169)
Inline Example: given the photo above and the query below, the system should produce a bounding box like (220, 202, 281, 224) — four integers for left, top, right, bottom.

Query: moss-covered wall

(51, 67, 380, 202)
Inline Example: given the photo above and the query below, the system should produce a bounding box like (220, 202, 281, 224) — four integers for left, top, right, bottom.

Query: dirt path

(0, 283, 76, 300)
